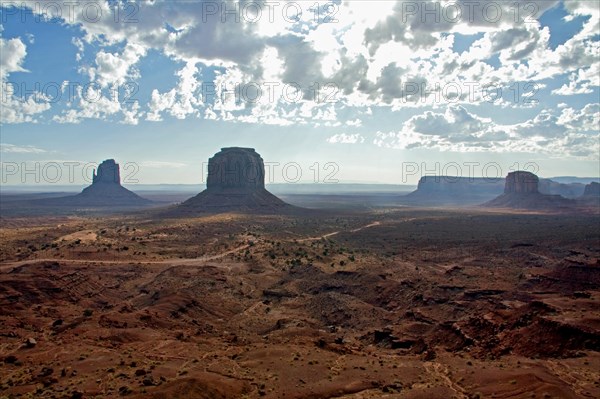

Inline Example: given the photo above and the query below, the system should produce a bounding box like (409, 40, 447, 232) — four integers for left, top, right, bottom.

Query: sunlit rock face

(178, 147, 291, 213)
(504, 171, 539, 194)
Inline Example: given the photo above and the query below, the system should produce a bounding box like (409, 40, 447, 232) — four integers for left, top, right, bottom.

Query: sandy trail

(296, 221, 382, 242)
(0, 244, 250, 272)
(0, 220, 385, 272)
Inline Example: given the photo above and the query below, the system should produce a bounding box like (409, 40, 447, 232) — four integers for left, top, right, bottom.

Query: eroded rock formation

(178, 147, 290, 213)
(401, 177, 504, 205)
(505, 171, 539, 194)
(577, 182, 600, 208)
(582, 182, 600, 197)
(92, 159, 121, 184)
(206, 147, 266, 191)
(37, 159, 151, 208)
(485, 171, 573, 210)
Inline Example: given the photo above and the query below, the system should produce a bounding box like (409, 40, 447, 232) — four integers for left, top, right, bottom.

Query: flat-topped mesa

(504, 171, 539, 194)
(206, 147, 264, 191)
(92, 159, 121, 185)
(176, 147, 291, 213)
(578, 181, 600, 208)
(583, 182, 600, 197)
(484, 171, 574, 210)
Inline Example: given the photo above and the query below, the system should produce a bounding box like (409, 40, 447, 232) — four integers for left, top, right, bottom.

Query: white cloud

(0, 92, 52, 124)
(558, 103, 600, 131)
(374, 104, 599, 158)
(346, 118, 362, 127)
(0, 35, 52, 123)
(87, 42, 147, 88)
(0, 36, 27, 79)
(0, 143, 47, 153)
(4, 0, 598, 134)
(147, 61, 202, 121)
(52, 84, 123, 124)
(327, 133, 365, 144)
(552, 64, 600, 95)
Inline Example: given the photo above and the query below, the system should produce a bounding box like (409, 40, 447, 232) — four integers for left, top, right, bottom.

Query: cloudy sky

(0, 0, 598, 185)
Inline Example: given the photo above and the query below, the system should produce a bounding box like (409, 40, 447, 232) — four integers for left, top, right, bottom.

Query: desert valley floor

(0, 208, 599, 399)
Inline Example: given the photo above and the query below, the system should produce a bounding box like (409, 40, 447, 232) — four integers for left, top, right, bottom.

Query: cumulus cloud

(552, 63, 600, 95)
(3, 0, 598, 131)
(0, 36, 27, 78)
(0, 35, 52, 123)
(557, 103, 600, 131)
(52, 83, 126, 124)
(87, 42, 147, 88)
(374, 104, 599, 158)
(147, 61, 202, 121)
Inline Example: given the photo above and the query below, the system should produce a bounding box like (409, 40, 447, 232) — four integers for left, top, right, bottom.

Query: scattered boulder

(3, 355, 18, 364)
(135, 369, 146, 377)
(142, 376, 155, 386)
(119, 385, 132, 395)
(38, 367, 54, 378)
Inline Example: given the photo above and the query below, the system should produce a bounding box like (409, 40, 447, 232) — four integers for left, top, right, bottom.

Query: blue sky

(1, 0, 598, 185)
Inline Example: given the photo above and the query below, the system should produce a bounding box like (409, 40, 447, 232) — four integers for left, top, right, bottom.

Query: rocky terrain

(0, 208, 599, 398)
(173, 148, 291, 214)
(484, 171, 576, 210)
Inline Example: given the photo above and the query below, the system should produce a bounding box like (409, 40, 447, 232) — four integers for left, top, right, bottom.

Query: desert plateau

(1, 151, 599, 399)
